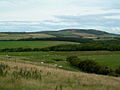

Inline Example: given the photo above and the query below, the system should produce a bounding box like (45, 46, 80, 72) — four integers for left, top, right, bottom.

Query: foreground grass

(0, 60, 120, 90)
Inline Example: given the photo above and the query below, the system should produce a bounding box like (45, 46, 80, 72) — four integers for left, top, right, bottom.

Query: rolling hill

(0, 29, 119, 41)
(41, 29, 118, 39)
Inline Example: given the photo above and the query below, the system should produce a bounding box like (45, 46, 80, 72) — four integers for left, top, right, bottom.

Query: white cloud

(104, 15, 120, 19)
(43, 21, 79, 26)
(0, 0, 119, 21)
(0, 0, 120, 33)
(112, 27, 120, 31)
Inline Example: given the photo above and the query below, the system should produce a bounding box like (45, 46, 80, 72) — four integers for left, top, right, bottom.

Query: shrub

(116, 66, 120, 74)
(98, 66, 113, 75)
(67, 57, 115, 76)
(78, 60, 114, 75)
(108, 71, 120, 77)
(54, 59, 64, 61)
(78, 60, 101, 73)
(66, 56, 81, 66)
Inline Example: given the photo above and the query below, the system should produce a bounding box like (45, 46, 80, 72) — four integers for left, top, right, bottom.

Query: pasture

(0, 33, 55, 40)
(53, 51, 120, 69)
(0, 51, 120, 69)
(0, 41, 120, 90)
(0, 41, 78, 49)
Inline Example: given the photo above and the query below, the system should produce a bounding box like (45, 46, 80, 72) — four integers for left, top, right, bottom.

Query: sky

(0, 0, 120, 34)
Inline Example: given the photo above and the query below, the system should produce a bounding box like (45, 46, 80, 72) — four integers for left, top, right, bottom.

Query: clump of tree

(66, 56, 81, 66)
(17, 37, 93, 43)
(1, 42, 120, 52)
(0, 48, 33, 52)
(41, 42, 120, 51)
(67, 56, 120, 77)
(116, 66, 120, 75)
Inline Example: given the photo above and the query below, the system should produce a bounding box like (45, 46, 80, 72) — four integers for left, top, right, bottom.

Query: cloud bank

(0, 0, 120, 34)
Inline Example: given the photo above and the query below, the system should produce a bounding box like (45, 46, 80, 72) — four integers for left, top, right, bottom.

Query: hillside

(0, 29, 119, 41)
(0, 57, 120, 90)
(41, 29, 119, 39)
(0, 33, 55, 40)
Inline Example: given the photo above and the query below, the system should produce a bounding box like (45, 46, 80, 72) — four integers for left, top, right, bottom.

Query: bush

(78, 60, 101, 73)
(98, 66, 113, 75)
(116, 66, 120, 74)
(66, 56, 81, 66)
(78, 60, 114, 75)
(108, 72, 120, 77)
(54, 59, 64, 61)
(67, 57, 116, 76)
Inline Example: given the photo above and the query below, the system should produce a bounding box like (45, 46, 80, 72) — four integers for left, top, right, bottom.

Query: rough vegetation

(0, 29, 120, 90)
(67, 56, 120, 77)
(0, 60, 120, 90)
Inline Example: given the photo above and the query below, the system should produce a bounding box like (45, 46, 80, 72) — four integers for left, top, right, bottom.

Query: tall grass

(0, 61, 120, 90)
(0, 63, 10, 76)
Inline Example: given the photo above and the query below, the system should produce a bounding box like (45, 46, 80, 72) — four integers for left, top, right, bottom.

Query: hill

(0, 58, 120, 90)
(0, 29, 120, 41)
(41, 29, 119, 39)
(0, 33, 55, 40)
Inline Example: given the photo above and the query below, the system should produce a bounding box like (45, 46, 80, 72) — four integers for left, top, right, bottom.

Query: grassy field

(0, 52, 76, 71)
(0, 60, 119, 90)
(0, 51, 120, 69)
(53, 51, 120, 69)
(0, 41, 120, 90)
(0, 41, 78, 49)
(0, 33, 55, 40)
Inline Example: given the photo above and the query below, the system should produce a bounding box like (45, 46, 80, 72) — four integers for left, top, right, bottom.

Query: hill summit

(42, 29, 116, 38)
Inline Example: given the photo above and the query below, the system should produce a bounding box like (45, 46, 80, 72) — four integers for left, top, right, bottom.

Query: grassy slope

(0, 33, 55, 40)
(0, 51, 120, 69)
(42, 29, 119, 39)
(0, 29, 119, 41)
(0, 41, 78, 49)
(0, 59, 120, 90)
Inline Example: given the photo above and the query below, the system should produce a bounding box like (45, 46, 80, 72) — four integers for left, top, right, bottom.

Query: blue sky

(0, 0, 120, 33)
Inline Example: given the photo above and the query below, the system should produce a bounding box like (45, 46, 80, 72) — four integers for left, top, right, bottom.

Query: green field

(53, 51, 120, 69)
(0, 41, 78, 49)
(0, 40, 119, 69)
(0, 41, 120, 90)
(0, 51, 120, 69)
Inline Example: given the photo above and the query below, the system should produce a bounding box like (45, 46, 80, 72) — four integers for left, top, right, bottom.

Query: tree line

(17, 37, 93, 43)
(0, 42, 120, 52)
(0, 37, 93, 43)
(41, 42, 120, 51)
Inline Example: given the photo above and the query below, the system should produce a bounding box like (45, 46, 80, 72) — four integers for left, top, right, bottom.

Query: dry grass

(28, 33, 55, 38)
(0, 33, 55, 40)
(0, 58, 120, 90)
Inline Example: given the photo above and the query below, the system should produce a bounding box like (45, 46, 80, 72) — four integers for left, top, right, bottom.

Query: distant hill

(41, 29, 118, 39)
(0, 29, 119, 41)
